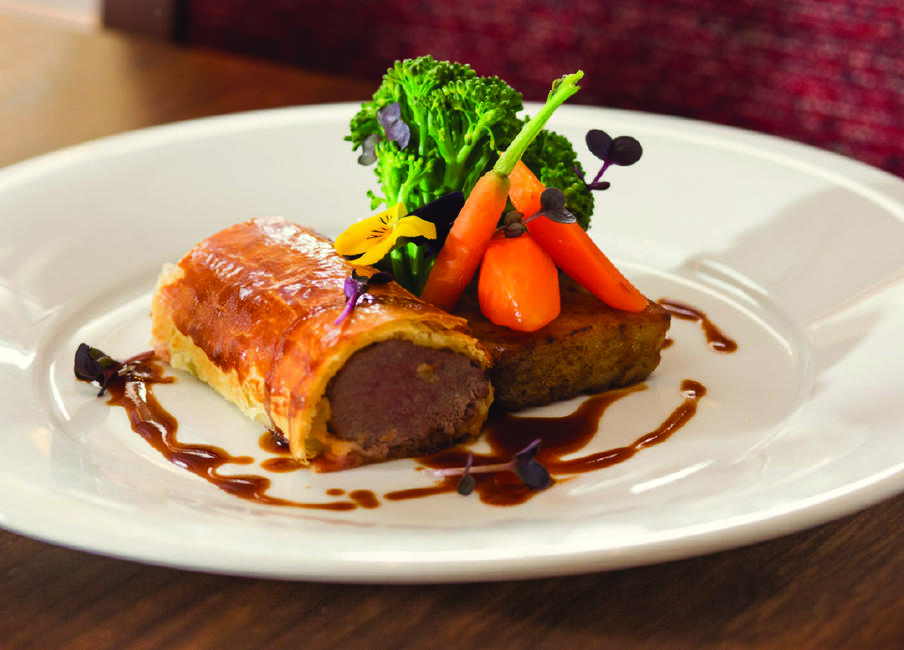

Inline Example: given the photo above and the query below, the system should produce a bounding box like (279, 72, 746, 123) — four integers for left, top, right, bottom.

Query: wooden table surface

(2, 11, 904, 649)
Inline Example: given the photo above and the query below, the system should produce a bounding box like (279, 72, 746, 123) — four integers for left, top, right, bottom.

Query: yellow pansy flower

(334, 202, 436, 266)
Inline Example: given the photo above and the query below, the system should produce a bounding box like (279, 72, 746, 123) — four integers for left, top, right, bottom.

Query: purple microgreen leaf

(512, 439, 552, 490)
(586, 129, 613, 161)
(503, 210, 523, 227)
(514, 438, 542, 464)
(540, 187, 566, 211)
(335, 270, 394, 325)
(514, 460, 552, 490)
(425, 438, 553, 494)
(499, 210, 525, 238)
(457, 473, 476, 495)
(74, 343, 123, 396)
(526, 187, 576, 225)
(456, 452, 476, 495)
(581, 129, 643, 191)
(377, 102, 410, 150)
(546, 210, 577, 224)
(503, 222, 525, 238)
(357, 133, 381, 166)
(609, 136, 642, 166)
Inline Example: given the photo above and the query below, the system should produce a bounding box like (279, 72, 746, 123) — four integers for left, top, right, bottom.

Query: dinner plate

(2, 103, 903, 583)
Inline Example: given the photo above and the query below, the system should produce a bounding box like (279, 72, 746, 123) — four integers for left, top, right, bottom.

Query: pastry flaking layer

(150, 218, 493, 471)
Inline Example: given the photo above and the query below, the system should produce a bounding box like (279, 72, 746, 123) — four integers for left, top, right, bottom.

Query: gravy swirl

(79, 295, 732, 511)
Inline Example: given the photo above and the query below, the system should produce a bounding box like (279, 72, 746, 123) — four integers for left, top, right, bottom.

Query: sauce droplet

(658, 299, 738, 353)
(259, 430, 290, 454)
(349, 490, 380, 509)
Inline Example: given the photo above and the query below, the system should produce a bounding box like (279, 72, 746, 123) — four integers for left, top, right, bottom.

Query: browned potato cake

(455, 280, 670, 410)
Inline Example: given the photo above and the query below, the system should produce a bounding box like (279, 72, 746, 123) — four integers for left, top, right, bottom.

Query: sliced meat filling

(325, 339, 490, 459)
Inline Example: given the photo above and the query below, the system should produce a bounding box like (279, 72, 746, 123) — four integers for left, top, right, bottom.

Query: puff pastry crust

(151, 217, 492, 471)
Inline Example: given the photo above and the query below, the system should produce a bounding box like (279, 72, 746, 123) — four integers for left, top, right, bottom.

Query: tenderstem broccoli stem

(493, 71, 583, 177)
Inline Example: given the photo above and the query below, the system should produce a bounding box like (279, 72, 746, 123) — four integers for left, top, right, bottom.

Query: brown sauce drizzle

(658, 298, 738, 353)
(259, 457, 305, 473)
(386, 380, 706, 506)
(86, 350, 708, 510)
(102, 353, 355, 511)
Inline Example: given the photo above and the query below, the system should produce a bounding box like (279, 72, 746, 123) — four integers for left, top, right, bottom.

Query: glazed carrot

(419, 171, 509, 311)
(509, 160, 648, 312)
(420, 71, 584, 311)
(508, 159, 546, 220)
(478, 231, 560, 332)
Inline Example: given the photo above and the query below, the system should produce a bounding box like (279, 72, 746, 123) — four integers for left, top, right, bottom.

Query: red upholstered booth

(115, 0, 904, 177)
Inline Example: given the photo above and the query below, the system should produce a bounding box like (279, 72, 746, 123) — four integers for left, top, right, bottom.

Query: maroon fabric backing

(184, 0, 903, 177)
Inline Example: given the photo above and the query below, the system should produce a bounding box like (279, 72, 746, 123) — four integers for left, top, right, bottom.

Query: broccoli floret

(346, 57, 593, 293)
(522, 128, 594, 231)
(348, 55, 523, 210)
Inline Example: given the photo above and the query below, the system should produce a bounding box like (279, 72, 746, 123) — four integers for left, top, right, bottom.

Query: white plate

(2, 104, 904, 583)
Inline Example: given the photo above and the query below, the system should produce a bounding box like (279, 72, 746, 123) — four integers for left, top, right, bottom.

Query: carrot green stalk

(420, 71, 584, 311)
(478, 231, 560, 331)
(509, 160, 648, 312)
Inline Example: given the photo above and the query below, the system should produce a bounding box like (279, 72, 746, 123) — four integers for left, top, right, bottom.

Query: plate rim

(2, 102, 904, 582)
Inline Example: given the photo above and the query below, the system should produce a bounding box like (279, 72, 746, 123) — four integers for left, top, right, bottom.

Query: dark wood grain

(4, 498, 904, 648)
(1, 11, 903, 649)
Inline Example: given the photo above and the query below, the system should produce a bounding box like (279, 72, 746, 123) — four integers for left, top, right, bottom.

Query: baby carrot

(420, 71, 584, 311)
(509, 160, 648, 312)
(508, 159, 546, 219)
(478, 231, 560, 332)
(419, 172, 509, 311)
